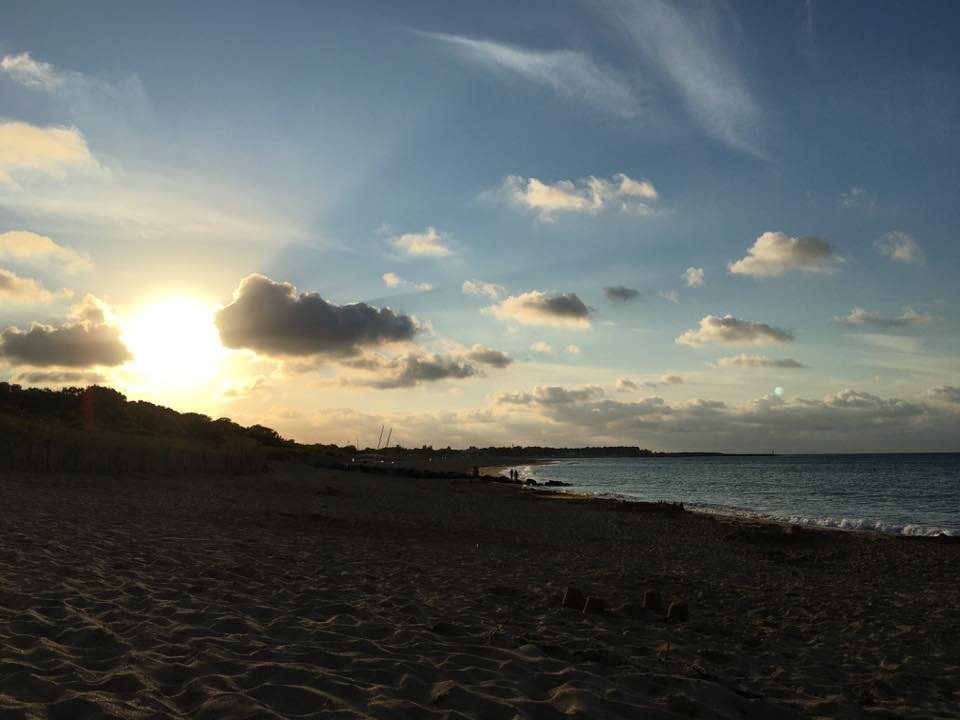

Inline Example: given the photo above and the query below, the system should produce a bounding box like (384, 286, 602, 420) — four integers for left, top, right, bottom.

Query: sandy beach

(2, 463, 958, 719)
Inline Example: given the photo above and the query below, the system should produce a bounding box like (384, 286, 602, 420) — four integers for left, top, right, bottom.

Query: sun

(124, 296, 226, 392)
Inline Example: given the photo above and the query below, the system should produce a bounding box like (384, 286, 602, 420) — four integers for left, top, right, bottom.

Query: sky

(1, 0, 959, 452)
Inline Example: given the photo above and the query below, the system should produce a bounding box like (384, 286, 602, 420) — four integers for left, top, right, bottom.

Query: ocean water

(512, 454, 960, 536)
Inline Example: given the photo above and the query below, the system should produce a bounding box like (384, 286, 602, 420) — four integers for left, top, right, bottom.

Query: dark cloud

(833, 307, 931, 329)
(13, 370, 106, 385)
(1, 322, 131, 367)
(603, 285, 640, 303)
(1, 295, 131, 368)
(344, 352, 477, 389)
(215, 274, 419, 357)
(716, 354, 805, 369)
(465, 344, 513, 368)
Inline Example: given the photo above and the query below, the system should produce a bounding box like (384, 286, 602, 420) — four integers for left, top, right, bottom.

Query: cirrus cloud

(462, 279, 505, 300)
(0, 230, 92, 273)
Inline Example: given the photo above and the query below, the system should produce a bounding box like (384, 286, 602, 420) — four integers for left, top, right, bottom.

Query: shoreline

(505, 457, 959, 541)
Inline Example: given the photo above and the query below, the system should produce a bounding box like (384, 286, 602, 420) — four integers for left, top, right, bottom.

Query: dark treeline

(0, 383, 284, 474)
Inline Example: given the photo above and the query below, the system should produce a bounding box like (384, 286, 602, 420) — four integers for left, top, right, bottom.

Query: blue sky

(1, 1, 958, 451)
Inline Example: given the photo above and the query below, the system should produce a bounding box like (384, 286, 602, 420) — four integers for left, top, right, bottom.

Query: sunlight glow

(124, 297, 226, 392)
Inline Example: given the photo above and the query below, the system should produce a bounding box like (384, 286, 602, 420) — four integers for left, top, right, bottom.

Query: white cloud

(0, 121, 101, 185)
(462, 279, 505, 300)
(1, 51, 150, 133)
(683, 266, 704, 287)
(875, 231, 924, 264)
(715, 354, 805, 369)
(834, 307, 932, 329)
(840, 186, 874, 210)
(487, 290, 592, 328)
(502, 172, 658, 221)
(393, 227, 451, 257)
(382, 271, 432, 291)
(660, 373, 683, 385)
(729, 231, 842, 276)
(565, 344, 581, 356)
(677, 314, 793, 346)
(0, 230, 92, 273)
(0, 267, 70, 304)
(602, 0, 765, 158)
(422, 32, 641, 118)
(659, 290, 679, 304)
(1, 52, 59, 90)
(530, 341, 553, 354)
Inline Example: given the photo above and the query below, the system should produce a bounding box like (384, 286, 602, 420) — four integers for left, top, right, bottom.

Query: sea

(509, 454, 960, 537)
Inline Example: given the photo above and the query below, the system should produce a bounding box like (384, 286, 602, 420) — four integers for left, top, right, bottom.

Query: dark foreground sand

(1, 464, 958, 719)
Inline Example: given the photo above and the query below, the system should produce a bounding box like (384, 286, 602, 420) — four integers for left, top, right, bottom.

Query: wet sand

(1, 463, 958, 718)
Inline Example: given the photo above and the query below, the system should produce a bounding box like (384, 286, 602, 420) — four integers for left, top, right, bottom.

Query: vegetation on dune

(0, 383, 287, 474)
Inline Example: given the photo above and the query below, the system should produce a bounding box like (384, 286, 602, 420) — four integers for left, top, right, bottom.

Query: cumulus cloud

(715, 354, 805, 369)
(0, 121, 101, 185)
(502, 173, 658, 221)
(660, 373, 683, 385)
(382, 271, 432, 291)
(0, 230, 92, 273)
(215, 274, 420, 358)
(392, 227, 451, 257)
(565, 344, 581, 356)
(488, 381, 960, 452)
(462, 279, 505, 300)
(616, 378, 638, 392)
(659, 290, 680, 304)
(924, 386, 960, 405)
(465, 344, 513, 368)
(875, 231, 924, 264)
(677, 315, 793, 346)
(0, 268, 70, 304)
(421, 32, 641, 118)
(833, 307, 932, 329)
(683, 267, 704, 287)
(487, 290, 592, 328)
(530, 341, 553, 354)
(497, 385, 605, 406)
(0, 295, 131, 367)
(729, 232, 842, 277)
(603, 285, 640, 303)
(342, 352, 478, 389)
